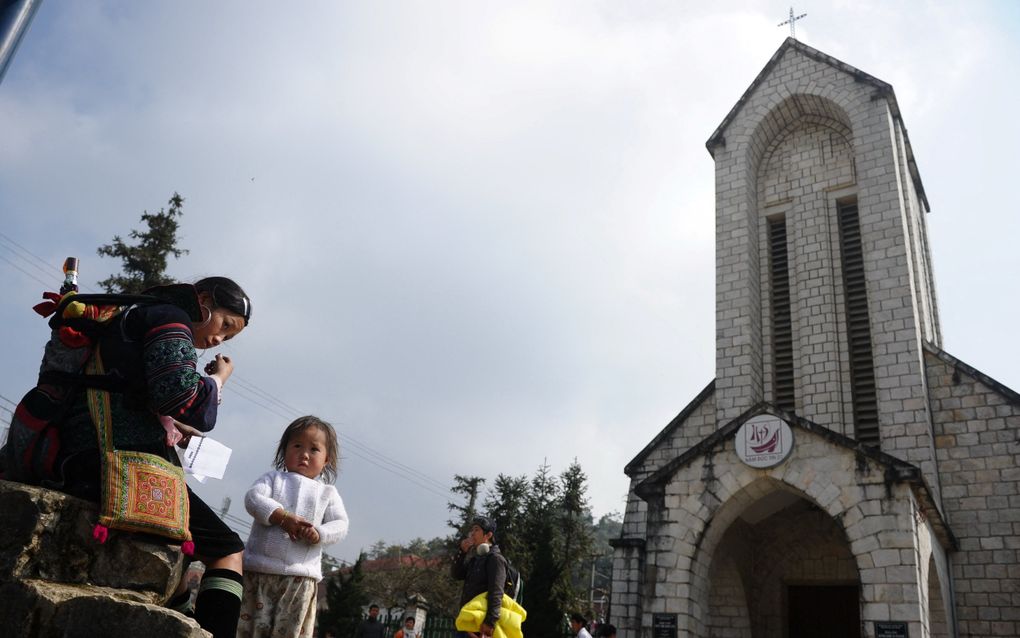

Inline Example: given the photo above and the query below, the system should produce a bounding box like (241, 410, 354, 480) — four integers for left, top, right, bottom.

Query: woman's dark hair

(273, 415, 339, 483)
(195, 276, 252, 325)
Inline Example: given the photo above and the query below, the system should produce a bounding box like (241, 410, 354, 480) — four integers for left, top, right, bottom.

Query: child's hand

(299, 525, 320, 545)
(279, 512, 313, 541)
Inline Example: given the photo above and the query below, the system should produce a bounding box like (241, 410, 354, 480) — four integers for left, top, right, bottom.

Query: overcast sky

(2, 1, 1018, 563)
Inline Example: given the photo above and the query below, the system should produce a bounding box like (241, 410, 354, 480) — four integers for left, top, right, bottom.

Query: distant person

(355, 605, 387, 638)
(394, 616, 419, 638)
(594, 623, 616, 638)
(570, 614, 593, 638)
(451, 516, 511, 638)
(236, 415, 350, 638)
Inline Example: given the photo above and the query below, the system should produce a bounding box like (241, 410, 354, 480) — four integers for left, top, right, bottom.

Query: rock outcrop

(0, 480, 207, 637)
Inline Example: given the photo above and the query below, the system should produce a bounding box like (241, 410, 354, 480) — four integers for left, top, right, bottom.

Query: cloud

(1, 0, 1018, 560)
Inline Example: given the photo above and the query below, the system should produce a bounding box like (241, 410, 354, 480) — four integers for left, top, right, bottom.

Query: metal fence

(328, 611, 575, 638)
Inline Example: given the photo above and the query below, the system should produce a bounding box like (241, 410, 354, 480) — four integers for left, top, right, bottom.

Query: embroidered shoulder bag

(86, 347, 192, 546)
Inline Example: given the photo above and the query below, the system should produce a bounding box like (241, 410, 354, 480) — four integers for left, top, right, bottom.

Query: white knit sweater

(243, 470, 349, 581)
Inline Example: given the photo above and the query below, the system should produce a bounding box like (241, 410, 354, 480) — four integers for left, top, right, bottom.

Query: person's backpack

(490, 553, 523, 602)
(505, 561, 523, 602)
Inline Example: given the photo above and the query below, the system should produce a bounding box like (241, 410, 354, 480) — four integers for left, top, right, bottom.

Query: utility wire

(204, 346, 451, 495)
(0, 232, 64, 280)
(0, 252, 52, 289)
(0, 235, 454, 503)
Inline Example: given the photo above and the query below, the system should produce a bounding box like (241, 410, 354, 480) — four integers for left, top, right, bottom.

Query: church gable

(631, 404, 949, 530)
(625, 407, 953, 636)
(705, 38, 927, 212)
(624, 380, 715, 478)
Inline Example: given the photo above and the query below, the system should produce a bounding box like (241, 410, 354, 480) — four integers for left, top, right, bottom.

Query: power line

(0, 232, 63, 280)
(0, 233, 98, 293)
(215, 381, 451, 498)
(0, 233, 454, 503)
(0, 251, 53, 289)
(205, 351, 451, 495)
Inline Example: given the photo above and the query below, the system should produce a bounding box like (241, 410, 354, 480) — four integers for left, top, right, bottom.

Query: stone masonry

(611, 38, 1019, 638)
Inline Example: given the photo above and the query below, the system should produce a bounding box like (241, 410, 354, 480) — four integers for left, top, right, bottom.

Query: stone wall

(0, 480, 206, 637)
(926, 348, 1020, 637)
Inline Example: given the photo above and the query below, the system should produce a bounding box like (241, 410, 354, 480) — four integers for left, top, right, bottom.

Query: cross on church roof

(777, 7, 807, 39)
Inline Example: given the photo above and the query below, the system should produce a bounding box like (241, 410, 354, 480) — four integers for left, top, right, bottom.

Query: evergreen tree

(483, 474, 529, 564)
(96, 192, 189, 293)
(558, 460, 594, 610)
(518, 462, 565, 636)
(446, 475, 485, 537)
(319, 553, 370, 637)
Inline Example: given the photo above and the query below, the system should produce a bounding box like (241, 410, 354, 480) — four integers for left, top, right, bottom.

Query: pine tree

(96, 192, 189, 293)
(483, 474, 529, 564)
(446, 475, 486, 537)
(519, 462, 564, 636)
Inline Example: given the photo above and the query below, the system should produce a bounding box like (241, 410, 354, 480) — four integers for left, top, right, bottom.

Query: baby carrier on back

(0, 288, 166, 485)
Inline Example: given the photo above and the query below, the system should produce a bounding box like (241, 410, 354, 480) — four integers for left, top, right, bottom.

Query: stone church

(609, 38, 1019, 638)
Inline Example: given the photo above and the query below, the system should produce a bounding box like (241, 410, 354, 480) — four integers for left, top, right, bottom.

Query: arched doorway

(705, 487, 861, 638)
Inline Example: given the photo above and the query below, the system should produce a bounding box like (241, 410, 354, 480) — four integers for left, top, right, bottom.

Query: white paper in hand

(176, 436, 232, 481)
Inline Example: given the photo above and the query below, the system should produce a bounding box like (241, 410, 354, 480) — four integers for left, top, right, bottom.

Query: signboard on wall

(651, 614, 677, 638)
(874, 621, 909, 637)
(734, 413, 794, 468)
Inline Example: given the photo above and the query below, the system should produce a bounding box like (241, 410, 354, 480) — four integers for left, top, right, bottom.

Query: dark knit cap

(472, 515, 496, 534)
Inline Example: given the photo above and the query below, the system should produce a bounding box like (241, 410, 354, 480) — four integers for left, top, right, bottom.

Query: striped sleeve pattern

(143, 321, 218, 432)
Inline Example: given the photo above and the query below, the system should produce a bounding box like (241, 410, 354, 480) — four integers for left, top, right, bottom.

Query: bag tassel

(92, 523, 109, 544)
(93, 523, 195, 556)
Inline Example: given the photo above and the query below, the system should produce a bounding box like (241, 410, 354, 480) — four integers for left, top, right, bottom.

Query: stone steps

(0, 480, 206, 637)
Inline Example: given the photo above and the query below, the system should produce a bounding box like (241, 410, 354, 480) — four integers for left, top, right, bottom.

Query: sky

(1, 1, 1018, 564)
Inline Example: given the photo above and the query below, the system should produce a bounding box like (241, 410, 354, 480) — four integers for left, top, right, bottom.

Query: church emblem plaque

(735, 414, 794, 468)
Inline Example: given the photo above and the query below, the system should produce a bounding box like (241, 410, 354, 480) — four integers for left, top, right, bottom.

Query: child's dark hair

(195, 276, 252, 325)
(273, 415, 339, 483)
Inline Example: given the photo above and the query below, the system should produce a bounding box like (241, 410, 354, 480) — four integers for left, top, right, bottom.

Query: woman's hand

(204, 354, 234, 384)
(172, 419, 205, 449)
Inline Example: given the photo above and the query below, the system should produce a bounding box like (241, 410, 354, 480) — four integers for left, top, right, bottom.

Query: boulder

(0, 480, 204, 636)
(0, 579, 206, 638)
(0, 480, 184, 601)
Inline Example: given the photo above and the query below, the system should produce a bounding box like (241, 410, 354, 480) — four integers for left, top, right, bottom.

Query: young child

(238, 415, 349, 638)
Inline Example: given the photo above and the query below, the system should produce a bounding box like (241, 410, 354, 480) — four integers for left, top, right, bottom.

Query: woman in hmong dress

(2, 276, 252, 638)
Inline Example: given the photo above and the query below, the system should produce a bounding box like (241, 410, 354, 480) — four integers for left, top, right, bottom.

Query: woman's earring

(197, 304, 213, 328)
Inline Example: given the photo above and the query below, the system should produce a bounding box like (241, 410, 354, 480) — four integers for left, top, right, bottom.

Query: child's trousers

(236, 571, 317, 638)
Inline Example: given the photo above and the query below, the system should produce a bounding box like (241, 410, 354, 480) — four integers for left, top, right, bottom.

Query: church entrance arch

(699, 480, 861, 638)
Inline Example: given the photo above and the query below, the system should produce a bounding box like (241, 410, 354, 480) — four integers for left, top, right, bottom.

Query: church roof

(632, 403, 957, 550)
(624, 379, 715, 476)
(705, 37, 930, 213)
(924, 342, 1020, 408)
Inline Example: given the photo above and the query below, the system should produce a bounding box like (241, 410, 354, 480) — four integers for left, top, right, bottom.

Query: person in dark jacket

(451, 515, 507, 638)
(354, 604, 386, 638)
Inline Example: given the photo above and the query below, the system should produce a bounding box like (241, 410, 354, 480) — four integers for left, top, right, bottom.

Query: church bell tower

(708, 39, 941, 482)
